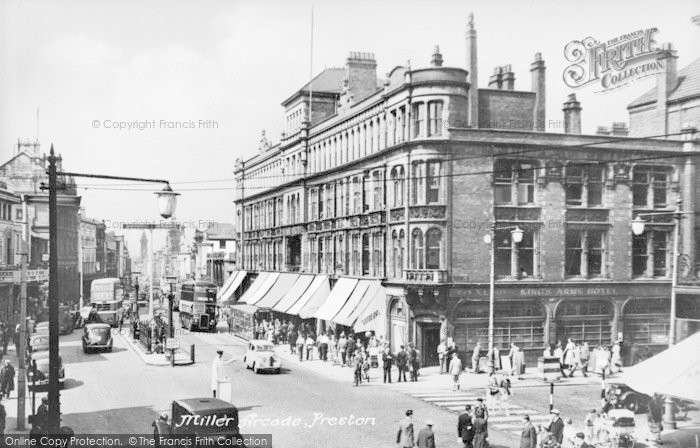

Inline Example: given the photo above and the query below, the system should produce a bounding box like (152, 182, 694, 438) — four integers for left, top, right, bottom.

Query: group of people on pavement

(543, 339, 623, 378)
(396, 409, 436, 448)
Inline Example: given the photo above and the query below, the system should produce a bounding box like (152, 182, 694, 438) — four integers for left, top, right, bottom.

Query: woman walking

(0, 361, 15, 399)
(472, 407, 488, 448)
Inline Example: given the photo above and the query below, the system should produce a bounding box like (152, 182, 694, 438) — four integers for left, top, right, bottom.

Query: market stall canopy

(292, 276, 331, 319)
(217, 270, 247, 305)
(353, 282, 387, 337)
(255, 273, 300, 309)
(314, 277, 358, 322)
(618, 332, 700, 402)
(272, 275, 315, 313)
(333, 280, 373, 326)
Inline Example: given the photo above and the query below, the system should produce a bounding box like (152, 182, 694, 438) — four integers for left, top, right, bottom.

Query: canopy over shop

(217, 270, 248, 306)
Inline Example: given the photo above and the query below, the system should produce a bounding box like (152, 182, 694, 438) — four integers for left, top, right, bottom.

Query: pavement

(118, 327, 193, 366)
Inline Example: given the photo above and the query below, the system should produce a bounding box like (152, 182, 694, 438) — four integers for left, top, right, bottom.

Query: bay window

(412, 103, 425, 138)
(391, 166, 405, 207)
(411, 229, 424, 269)
(427, 101, 443, 136)
(425, 228, 442, 270)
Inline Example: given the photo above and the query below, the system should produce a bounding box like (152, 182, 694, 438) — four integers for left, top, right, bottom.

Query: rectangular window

(588, 230, 604, 276)
(494, 161, 513, 205)
(318, 187, 324, 219)
(426, 161, 440, 204)
(494, 229, 512, 277)
(518, 230, 535, 277)
(588, 167, 604, 206)
(652, 169, 667, 208)
(565, 166, 583, 206)
(652, 231, 667, 277)
(412, 103, 424, 138)
(633, 166, 669, 209)
(517, 164, 535, 205)
(391, 110, 397, 145)
(428, 101, 443, 136)
(412, 162, 425, 205)
(363, 176, 371, 212)
(352, 178, 361, 214)
(632, 234, 648, 277)
(310, 190, 318, 220)
(565, 230, 582, 276)
(372, 171, 383, 211)
(632, 169, 649, 207)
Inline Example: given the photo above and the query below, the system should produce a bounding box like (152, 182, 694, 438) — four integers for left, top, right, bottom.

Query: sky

(1, 0, 699, 253)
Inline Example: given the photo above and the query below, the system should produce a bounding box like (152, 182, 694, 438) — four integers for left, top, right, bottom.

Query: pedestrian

(416, 420, 435, 448)
(611, 341, 622, 373)
(305, 333, 315, 361)
(546, 409, 564, 445)
(345, 335, 355, 366)
(508, 343, 518, 375)
(396, 345, 408, 382)
(35, 397, 49, 431)
(554, 343, 566, 377)
(475, 398, 489, 421)
(382, 347, 394, 383)
(210, 350, 235, 398)
(458, 405, 474, 448)
(437, 340, 447, 374)
(288, 327, 298, 355)
(471, 343, 481, 374)
(318, 332, 329, 362)
(226, 312, 234, 334)
(584, 409, 598, 441)
(0, 361, 15, 398)
(449, 352, 463, 391)
(472, 407, 488, 448)
(575, 432, 595, 448)
(338, 333, 348, 366)
(562, 418, 577, 447)
(580, 342, 590, 377)
(409, 343, 420, 381)
(396, 410, 415, 448)
(0, 395, 5, 436)
(646, 394, 664, 445)
(520, 415, 537, 448)
(296, 333, 304, 362)
(513, 345, 525, 379)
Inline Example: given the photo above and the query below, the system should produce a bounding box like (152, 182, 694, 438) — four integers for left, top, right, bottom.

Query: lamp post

(164, 276, 178, 367)
(42, 145, 177, 434)
(631, 205, 692, 430)
(484, 225, 523, 374)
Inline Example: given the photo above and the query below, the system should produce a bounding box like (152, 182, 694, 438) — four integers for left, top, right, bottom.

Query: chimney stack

(611, 122, 629, 137)
(502, 65, 515, 90)
(488, 67, 503, 89)
(466, 13, 479, 128)
(562, 93, 582, 134)
(345, 52, 378, 104)
(431, 45, 443, 67)
(530, 52, 546, 132)
(656, 43, 678, 111)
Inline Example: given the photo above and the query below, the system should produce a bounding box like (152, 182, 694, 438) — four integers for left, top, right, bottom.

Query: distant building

(0, 181, 22, 320)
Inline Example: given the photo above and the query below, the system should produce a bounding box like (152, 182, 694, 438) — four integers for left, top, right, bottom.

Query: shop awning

(618, 331, 700, 401)
(237, 272, 269, 304)
(289, 275, 330, 319)
(217, 270, 247, 305)
(335, 280, 380, 327)
(244, 272, 280, 305)
(314, 277, 358, 322)
(353, 282, 387, 336)
(273, 275, 315, 313)
(255, 273, 300, 310)
(230, 303, 259, 315)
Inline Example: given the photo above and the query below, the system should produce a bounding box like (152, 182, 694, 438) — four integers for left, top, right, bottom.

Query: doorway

(419, 323, 440, 367)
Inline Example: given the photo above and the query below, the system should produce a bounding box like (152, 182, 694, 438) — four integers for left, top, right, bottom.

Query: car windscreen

(90, 327, 110, 334)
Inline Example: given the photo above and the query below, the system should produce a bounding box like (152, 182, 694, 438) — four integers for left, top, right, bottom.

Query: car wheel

(625, 398, 639, 413)
(275, 368, 281, 374)
(253, 362, 259, 374)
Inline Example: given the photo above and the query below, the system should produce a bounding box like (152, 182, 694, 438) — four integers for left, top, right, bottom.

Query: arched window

(391, 166, 405, 207)
(398, 230, 405, 278)
(426, 228, 442, 270)
(392, 230, 399, 278)
(412, 229, 424, 269)
(362, 233, 370, 275)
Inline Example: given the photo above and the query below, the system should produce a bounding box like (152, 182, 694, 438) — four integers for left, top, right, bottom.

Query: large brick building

(232, 15, 698, 366)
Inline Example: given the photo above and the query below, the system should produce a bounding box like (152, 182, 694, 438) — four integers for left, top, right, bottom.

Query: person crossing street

(382, 347, 393, 383)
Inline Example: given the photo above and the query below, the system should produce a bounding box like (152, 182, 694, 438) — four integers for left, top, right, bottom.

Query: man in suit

(396, 409, 415, 448)
(416, 420, 435, 448)
(396, 345, 408, 382)
(382, 347, 394, 383)
(547, 409, 565, 445)
(457, 404, 474, 448)
(519, 415, 537, 448)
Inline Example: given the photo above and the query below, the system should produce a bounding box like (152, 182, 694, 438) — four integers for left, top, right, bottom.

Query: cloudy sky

(1, 0, 698, 252)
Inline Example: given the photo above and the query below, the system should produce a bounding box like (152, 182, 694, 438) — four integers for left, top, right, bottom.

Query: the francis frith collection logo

(563, 27, 665, 92)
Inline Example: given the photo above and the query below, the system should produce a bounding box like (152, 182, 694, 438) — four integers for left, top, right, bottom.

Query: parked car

(82, 323, 113, 353)
(27, 352, 65, 391)
(28, 333, 49, 353)
(243, 340, 282, 374)
(152, 398, 240, 445)
(607, 383, 651, 413)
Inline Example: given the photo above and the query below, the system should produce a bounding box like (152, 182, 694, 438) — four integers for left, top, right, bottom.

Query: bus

(90, 278, 124, 327)
(179, 280, 217, 332)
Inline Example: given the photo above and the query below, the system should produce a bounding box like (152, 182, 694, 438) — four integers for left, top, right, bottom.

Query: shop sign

(0, 269, 49, 283)
(0, 270, 16, 283)
(651, 334, 668, 344)
(361, 309, 380, 325)
(449, 283, 670, 300)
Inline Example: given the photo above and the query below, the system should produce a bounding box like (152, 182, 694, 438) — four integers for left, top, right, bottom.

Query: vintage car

(28, 333, 49, 353)
(243, 340, 282, 374)
(607, 382, 651, 413)
(152, 398, 240, 445)
(82, 323, 113, 353)
(27, 352, 65, 391)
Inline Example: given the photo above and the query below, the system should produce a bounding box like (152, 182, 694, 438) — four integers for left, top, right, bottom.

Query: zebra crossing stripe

(489, 415, 551, 423)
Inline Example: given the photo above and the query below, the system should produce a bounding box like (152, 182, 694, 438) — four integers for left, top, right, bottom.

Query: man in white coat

(211, 350, 235, 398)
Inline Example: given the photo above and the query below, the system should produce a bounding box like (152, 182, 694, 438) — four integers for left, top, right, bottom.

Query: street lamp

(42, 145, 176, 434)
(630, 205, 692, 430)
(484, 225, 523, 373)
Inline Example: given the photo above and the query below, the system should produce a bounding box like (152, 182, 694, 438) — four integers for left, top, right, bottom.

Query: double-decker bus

(90, 278, 123, 327)
(178, 280, 217, 332)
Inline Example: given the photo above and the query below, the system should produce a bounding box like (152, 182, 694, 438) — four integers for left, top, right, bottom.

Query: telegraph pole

(16, 248, 28, 430)
(47, 146, 61, 434)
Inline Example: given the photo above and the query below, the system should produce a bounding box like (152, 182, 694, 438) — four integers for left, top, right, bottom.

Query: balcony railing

(404, 269, 448, 283)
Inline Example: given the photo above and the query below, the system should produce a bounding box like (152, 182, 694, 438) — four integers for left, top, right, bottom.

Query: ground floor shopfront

(387, 281, 695, 367)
